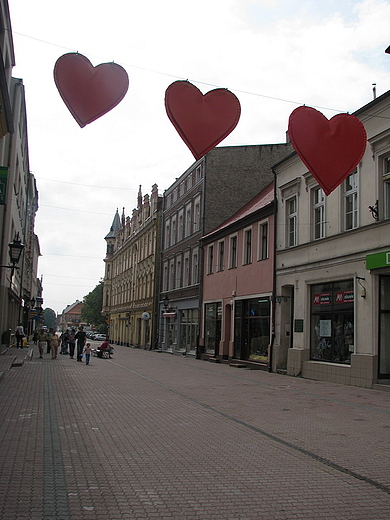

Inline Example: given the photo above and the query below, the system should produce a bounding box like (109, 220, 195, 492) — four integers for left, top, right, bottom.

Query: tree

(43, 308, 57, 330)
(81, 281, 106, 330)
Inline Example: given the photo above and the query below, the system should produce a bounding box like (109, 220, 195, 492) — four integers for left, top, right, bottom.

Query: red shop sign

(313, 293, 331, 305)
(335, 290, 354, 304)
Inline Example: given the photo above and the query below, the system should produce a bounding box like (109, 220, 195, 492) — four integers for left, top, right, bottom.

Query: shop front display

(234, 298, 270, 362)
(204, 303, 222, 355)
(310, 279, 354, 364)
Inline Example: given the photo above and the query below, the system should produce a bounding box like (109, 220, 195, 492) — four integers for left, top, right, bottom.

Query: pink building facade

(199, 183, 275, 368)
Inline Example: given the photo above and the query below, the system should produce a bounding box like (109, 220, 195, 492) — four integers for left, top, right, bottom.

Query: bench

(92, 349, 112, 359)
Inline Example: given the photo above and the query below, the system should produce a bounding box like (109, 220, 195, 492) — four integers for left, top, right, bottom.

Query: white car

(93, 334, 106, 341)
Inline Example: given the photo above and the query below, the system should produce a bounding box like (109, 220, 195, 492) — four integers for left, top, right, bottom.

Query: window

(313, 187, 325, 239)
(311, 280, 354, 364)
(176, 256, 182, 288)
(208, 245, 214, 274)
(382, 156, 390, 219)
(234, 298, 270, 362)
(344, 170, 358, 230)
(169, 261, 175, 290)
(185, 204, 192, 236)
(287, 197, 297, 247)
(192, 250, 199, 285)
(229, 235, 237, 269)
(171, 216, 177, 245)
(195, 164, 203, 182)
(163, 262, 169, 292)
(218, 240, 224, 271)
(194, 196, 201, 231)
(259, 221, 268, 260)
(204, 303, 222, 354)
(180, 309, 199, 353)
(183, 254, 189, 287)
(178, 210, 184, 241)
(243, 228, 252, 265)
(165, 220, 170, 248)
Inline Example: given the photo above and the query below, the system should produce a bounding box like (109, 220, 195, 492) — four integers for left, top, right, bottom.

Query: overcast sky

(8, 0, 390, 314)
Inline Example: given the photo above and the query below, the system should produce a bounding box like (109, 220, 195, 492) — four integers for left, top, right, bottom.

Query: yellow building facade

(102, 185, 162, 349)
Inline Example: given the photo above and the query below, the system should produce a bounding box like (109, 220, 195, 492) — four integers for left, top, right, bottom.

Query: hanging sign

(288, 106, 367, 195)
(54, 53, 129, 127)
(165, 80, 241, 160)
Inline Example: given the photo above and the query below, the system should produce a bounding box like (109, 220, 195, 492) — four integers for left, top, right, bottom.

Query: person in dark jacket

(75, 326, 87, 362)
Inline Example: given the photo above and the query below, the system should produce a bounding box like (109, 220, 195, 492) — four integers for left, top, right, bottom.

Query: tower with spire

(102, 186, 163, 350)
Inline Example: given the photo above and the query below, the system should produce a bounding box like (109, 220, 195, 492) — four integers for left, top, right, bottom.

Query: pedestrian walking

(32, 330, 38, 345)
(68, 329, 76, 359)
(75, 326, 87, 362)
(46, 329, 52, 354)
(50, 331, 59, 359)
(14, 323, 25, 349)
(60, 329, 69, 354)
(83, 342, 92, 365)
(37, 329, 46, 358)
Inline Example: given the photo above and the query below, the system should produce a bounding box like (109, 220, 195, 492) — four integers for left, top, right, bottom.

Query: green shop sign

(366, 251, 390, 270)
(0, 167, 8, 205)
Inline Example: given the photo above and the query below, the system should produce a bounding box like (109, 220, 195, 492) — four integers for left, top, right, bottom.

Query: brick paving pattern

(0, 344, 389, 519)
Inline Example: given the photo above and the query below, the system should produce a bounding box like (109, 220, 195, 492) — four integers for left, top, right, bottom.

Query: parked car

(93, 334, 106, 341)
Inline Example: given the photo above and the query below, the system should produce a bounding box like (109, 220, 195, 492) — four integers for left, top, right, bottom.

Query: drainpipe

(269, 169, 278, 372)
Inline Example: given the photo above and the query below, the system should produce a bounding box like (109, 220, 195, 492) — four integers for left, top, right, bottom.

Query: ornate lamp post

(0, 233, 25, 276)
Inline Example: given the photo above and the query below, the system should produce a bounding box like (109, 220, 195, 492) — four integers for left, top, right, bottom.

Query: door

(379, 276, 390, 378)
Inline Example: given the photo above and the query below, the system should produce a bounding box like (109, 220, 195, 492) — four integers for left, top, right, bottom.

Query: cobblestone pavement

(0, 344, 389, 520)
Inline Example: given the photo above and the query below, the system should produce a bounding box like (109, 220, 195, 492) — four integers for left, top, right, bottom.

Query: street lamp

(163, 295, 170, 310)
(0, 233, 24, 275)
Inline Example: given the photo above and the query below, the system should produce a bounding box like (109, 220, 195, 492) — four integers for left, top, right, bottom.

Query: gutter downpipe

(269, 168, 278, 373)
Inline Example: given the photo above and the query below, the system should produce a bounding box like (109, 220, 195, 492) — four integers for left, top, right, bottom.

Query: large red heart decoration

(54, 53, 129, 128)
(288, 106, 367, 195)
(165, 80, 241, 160)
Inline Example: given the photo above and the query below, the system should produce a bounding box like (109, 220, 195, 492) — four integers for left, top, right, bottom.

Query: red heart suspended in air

(288, 106, 367, 195)
(54, 53, 129, 128)
(165, 80, 241, 160)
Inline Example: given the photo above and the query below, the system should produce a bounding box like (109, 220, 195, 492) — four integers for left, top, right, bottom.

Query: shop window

(180, 309, 199, 353)
(204, 303, 222, 354)
(234, 298, 270, 362)
(310, 279, 354, 364)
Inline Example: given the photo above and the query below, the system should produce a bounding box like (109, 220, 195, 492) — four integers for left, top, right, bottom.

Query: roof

(62, 300, 82, 314)
(105, 208, 122, 239)
(202, 182, 274, 240)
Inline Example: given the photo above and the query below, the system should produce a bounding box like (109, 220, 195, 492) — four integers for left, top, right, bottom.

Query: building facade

(274, 90, 390, 388)
(200, 182, 275, 369)
(102, 185, 162, 349)
(0, 1, 40, 344)
(160, 144, 292, 355)
(58, 300, 86, 331)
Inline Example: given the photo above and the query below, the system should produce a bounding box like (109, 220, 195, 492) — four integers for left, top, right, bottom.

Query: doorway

(379, 275, 390, 378)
